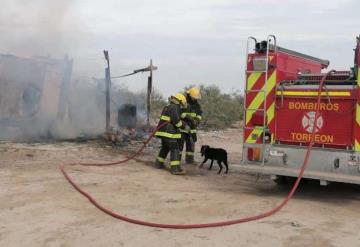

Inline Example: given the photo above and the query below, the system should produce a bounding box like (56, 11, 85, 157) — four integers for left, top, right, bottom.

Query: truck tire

(272, 175, 288, 185)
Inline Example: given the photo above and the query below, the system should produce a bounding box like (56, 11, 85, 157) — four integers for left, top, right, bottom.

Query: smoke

(49, 77, 107, 140)
(0, 72, 146, 141)
(49, 78, 148, 140)
(0, 1, 151, 141)
(0, 0, 77, 57)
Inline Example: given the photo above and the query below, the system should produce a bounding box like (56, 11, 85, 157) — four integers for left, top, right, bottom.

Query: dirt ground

(1, 128, 360, 247)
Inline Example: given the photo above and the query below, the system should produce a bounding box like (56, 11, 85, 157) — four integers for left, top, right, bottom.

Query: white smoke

(0, 0, 78, 57)
(0, 0, 149, 141)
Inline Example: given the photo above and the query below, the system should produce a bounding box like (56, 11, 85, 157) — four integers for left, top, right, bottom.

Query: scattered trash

(290, 221, 301, 227)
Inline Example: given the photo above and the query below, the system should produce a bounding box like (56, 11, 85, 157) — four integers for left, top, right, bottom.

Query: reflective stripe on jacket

(155, 103, 183, 139)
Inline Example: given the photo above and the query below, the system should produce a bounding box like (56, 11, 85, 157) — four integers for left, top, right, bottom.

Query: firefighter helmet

(173, 93, 187, 107)
(187, 87, 201, 100)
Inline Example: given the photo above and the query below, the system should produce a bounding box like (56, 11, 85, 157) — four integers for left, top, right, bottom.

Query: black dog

(200, 145, 228, 174)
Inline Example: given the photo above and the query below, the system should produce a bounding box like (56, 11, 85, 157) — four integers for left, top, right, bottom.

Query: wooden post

(104, 50, 111, 132)
(147, 59, 153, 127)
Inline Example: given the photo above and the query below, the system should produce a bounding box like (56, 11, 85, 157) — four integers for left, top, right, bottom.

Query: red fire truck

(240, 35, 360, 185)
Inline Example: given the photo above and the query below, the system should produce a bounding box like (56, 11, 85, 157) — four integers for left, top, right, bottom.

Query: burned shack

(0, 54, 73, 140)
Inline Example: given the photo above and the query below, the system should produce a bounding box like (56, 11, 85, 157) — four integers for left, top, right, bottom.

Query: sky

(0, 0, 359, 95)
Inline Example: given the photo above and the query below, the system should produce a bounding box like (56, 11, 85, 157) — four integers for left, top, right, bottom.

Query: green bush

(197, 85, 243, 129)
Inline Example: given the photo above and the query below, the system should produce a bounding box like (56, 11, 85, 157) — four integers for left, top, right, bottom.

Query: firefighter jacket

(180, 94, 202, 134)
(155, 102, 183, 139)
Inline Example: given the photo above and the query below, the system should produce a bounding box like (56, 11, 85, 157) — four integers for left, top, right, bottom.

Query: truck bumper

(240, 145, 360, 185)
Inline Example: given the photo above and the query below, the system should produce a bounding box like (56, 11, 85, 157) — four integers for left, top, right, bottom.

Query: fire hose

(60, 71, 334, 229)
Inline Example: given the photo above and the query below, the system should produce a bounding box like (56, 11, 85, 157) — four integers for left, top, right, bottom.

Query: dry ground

(1, 128, 360, 247)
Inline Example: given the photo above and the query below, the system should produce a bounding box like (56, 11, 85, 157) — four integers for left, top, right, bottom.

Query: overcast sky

(0, 0, 359, 95)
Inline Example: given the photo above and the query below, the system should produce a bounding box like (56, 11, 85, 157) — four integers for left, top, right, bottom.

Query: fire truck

(240, 35, 360, 185)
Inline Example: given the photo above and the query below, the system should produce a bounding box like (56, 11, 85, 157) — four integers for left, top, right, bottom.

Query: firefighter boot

(170, 165, 180, 175)
(155, 157, 165, 169)
(170, 165, 186, 175)
(177, 165, 187, 175)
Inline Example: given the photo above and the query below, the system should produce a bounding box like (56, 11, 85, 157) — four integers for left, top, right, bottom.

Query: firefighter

(154, 93, 187, 175)
(179, 87, 202, 164)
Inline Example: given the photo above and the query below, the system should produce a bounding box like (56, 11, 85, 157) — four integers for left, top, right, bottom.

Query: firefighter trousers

(179, 133, 195, 163)
(156, 138, 181, 167)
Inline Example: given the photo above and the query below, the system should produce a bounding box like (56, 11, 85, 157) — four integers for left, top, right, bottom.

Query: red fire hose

(60, 71, 334, 229)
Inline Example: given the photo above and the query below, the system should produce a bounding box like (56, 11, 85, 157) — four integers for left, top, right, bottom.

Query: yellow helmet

(187, 87, 201, 100)
(173, 93, 187, 107)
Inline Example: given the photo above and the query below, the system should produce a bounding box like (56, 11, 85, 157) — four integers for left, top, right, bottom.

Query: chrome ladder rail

(259, 35, 277, 166)
(241, 37, 257, 163)
(241, 35, 277, 166)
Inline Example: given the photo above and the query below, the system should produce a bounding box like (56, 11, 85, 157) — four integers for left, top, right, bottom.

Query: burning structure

(0, 52, 153, 142)
(0, 54, 73, 140)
